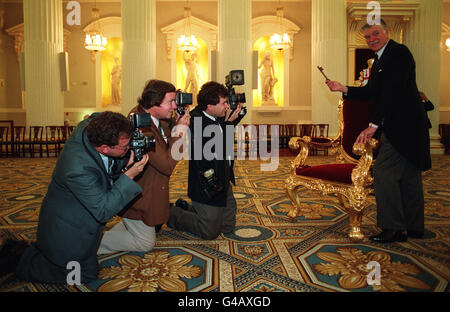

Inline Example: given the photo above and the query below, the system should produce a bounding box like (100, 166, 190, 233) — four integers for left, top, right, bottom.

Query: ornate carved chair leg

(348, 209, 364, 240)
(285, 180, 301, 218)
(337, 194, 346, 209)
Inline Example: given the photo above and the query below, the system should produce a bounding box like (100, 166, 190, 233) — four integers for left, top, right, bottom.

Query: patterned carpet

(0, 154, 449, 293)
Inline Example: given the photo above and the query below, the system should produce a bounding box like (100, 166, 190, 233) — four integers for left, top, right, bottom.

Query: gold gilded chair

(285, 98, 378, 239)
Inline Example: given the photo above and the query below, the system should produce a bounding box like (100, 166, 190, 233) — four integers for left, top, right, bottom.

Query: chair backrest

(0, 126, 8, 142)
(314, 124, 329, 138)
(29, 126, 43, 142)
(300, 124, 314, 137)
(67, 125, 75, 135)
(45, 126, 62, 142)
(341, 98, 376, 160)
(13, 126, 26, 141)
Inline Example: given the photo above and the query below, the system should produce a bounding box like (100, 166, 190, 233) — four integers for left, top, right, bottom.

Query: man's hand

(225, 103, 242, 122)
(173, 108, 190, 137)
(325, 80, 348, 93)
(355, 126, 377, 144)
(123, 151, 149, 180)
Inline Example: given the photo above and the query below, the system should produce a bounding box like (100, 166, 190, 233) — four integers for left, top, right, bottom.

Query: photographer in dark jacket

(167, 81, 244, 239)
(0, 112, 148, 283)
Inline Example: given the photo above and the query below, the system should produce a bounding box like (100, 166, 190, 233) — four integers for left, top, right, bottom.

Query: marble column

(217, 0, 252, 123)
(311, 0, 347, 137)
(23, 0, 64, 127)
(121, 0, 156, 115)
(404, 0, 443, 154)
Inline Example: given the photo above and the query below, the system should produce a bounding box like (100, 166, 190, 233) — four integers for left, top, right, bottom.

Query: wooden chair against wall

(310, 124, 330, 155)
(12, 126, 26, 156)
(67, 125, 75, 136)
(0, 126, 9, 157)
(59, 125, 71, 153)
(315, 124, 329, 138)
(45, 126, 63, 157)
(23, 126, 44, 157)
(285, 98, 377, 240)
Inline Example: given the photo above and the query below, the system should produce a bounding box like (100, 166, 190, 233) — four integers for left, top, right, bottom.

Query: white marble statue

(111, 57, 121, 105)
(258, 51, 278, 105)
(183, 51, 199, 96)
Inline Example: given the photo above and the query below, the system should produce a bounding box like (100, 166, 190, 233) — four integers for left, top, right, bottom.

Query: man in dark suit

(167, 81, 244, 239)
(0, 112, 149, 283)
(326, 19, 431, 243)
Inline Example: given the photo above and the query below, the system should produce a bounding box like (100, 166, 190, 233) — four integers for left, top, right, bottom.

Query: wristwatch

(369, 123, 378, 129)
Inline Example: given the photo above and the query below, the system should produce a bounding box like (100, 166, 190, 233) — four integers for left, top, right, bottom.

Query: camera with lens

(129, 113, 156, 162)
(175, 90, 193, 115)
(225, 70, 247, 115)
(200, 168, 224, 201)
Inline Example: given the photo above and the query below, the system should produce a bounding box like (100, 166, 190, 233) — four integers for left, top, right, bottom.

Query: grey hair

(362, 18, 387, 31)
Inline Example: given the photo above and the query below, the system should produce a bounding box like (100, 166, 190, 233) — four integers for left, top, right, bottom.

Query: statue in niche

(111, 57, 122, 105)
(258, 51, 278, 105)
(183, 51, 199, 101)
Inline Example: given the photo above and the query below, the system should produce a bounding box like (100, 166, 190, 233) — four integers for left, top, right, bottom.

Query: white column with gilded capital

(121, 0, 156, 114)
(405, 0, 443, 153)
(311, 0, 347, 136)
(217, 0, 252, 123)
(23, 0, 64, 127)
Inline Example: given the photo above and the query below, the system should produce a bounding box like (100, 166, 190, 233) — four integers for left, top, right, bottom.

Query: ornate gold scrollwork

(285, 99, 378, 240)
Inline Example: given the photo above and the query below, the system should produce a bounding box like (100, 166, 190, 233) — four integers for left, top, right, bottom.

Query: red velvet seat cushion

(296, 163, 357, 184)
(311, 137, 331, 144)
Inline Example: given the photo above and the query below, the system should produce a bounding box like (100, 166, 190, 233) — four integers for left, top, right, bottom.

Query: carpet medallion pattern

(0, 156, 449, 292)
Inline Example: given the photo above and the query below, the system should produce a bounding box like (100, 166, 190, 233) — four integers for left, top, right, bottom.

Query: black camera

(200, 168, 223, 201)
(129, 113, 156, 162)
(225, 70, 247, 115)
(175, 90, 193, 115)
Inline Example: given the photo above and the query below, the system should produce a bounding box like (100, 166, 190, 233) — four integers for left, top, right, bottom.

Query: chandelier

(84, 5, 107, 52)
(270, 5, 290, 51)
(177, 5, 199, 52)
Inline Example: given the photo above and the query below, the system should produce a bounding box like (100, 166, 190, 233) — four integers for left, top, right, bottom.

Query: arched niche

(252, 16, 300, 107)
(252, 16, 300, 61)
(160, 16, 217, 91)
(83, 16, 122, 109)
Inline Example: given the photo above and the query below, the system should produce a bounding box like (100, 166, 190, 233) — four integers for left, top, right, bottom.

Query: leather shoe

(369, 230, 407, 243)
(175, 198, 192, 211)
(0, 239, 30, 277)
(407, 230, 424, 239)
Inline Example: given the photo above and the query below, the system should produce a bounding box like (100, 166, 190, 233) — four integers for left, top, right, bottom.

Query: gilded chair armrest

(352, 138, 379, 156)
(289, 136, 312, 171)
(351, 138, 378, 187)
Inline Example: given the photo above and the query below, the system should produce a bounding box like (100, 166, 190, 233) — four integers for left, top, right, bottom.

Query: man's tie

(158, 124, 168, 144)
(371, 55, 379, 74)
(108, 158, 117, 174)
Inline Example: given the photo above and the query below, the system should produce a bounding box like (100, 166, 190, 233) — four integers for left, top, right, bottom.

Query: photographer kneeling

(97, 79, 190, 254)
(0, 112, 148, 283)
(167, 81, 244, 240)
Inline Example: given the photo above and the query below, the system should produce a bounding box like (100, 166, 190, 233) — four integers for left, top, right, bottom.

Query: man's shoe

(0, 239, 29, 277)
(369, 230, 407, 243)
(175, 198, 192, 211)
(407, 230, 424, 239)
